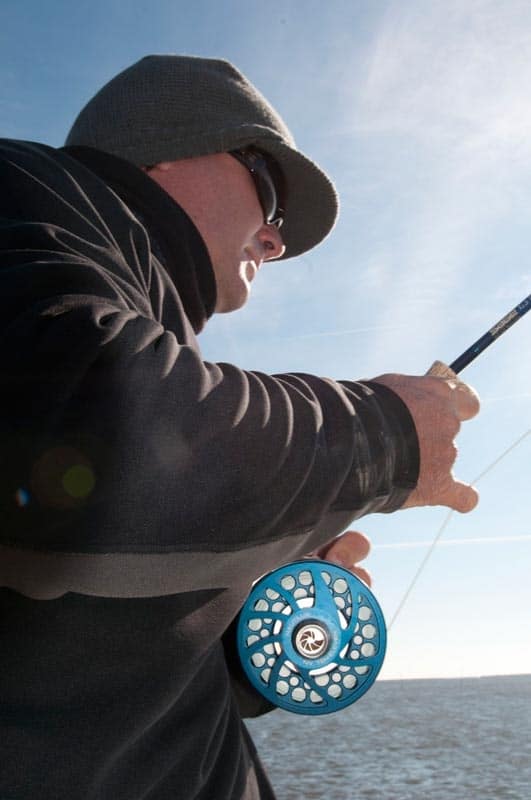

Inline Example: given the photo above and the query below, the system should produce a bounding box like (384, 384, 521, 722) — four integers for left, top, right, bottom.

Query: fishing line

(388, 427, 530, 631)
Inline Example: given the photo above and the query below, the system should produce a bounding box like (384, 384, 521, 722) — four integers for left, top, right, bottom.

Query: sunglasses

(229, 149, 285, 228)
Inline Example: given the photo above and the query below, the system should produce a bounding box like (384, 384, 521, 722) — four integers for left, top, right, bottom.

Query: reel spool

(237, 560, 386, 715)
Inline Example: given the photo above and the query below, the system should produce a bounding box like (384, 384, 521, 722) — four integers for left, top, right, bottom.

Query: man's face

(146, 153, 285, 312)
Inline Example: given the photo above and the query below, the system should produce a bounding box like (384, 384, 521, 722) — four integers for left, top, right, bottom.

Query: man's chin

(214, 286, 251, 314)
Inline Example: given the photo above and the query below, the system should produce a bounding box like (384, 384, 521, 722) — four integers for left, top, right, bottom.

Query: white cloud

(327, 1, 531, 367)
(354, 1, 531, 153)
(375, 534, 531, 549)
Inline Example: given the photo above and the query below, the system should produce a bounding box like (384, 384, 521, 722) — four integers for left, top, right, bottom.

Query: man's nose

(258, 224, 286, 260)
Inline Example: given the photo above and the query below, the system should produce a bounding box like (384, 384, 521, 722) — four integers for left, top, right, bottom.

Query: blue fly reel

(237, 559, 386, 715)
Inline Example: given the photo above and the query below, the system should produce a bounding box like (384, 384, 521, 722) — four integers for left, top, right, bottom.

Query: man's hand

(312, 530, 372, 586)
(373, 372, 481, 512)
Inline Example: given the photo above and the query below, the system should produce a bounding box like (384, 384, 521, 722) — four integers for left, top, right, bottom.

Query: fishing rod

(237, 293, 530, 715)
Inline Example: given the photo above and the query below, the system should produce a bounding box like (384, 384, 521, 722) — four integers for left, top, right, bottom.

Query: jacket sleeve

(0, 292, 418, 558)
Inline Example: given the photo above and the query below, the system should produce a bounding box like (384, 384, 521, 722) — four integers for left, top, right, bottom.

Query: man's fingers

(451, 380, 481, 421)
(333, 529, 371, 559)
(318, 530, 371, 565)
(427, 362, 480, 421)
(317, 531, 372, 586)
(444, 480, 479, 513)
(434, 375, 480, 422)
(351, 565, 372, 587)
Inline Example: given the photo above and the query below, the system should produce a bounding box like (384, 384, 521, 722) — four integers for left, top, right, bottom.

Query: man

(0, 55, 479, 799)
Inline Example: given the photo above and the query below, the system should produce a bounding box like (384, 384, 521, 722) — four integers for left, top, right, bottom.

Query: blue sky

(2, 0, 530, 680)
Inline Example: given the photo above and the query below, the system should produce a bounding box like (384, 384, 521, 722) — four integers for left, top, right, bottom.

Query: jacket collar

(62, 145, 217, 333)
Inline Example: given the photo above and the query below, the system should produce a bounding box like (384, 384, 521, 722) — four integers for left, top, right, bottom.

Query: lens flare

(15, 488, 30, 508)
(31, 446, 96, 508)
(62, 465, 95, 499)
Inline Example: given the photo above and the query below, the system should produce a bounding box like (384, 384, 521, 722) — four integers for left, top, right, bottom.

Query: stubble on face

(145, 153, 284, 313)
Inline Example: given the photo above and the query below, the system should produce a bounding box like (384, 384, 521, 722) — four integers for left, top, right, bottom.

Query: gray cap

(65, 54, 339, 260)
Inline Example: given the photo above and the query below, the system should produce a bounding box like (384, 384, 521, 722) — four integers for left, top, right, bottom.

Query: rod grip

(427, 360, 459, 379)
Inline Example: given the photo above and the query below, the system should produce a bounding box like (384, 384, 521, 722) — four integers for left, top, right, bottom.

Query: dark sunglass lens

(231, 150, 284, 227)
(255, 169, 277, 223)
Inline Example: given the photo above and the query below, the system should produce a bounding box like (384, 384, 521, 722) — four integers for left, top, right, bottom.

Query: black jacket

(0, 139, 419, 799)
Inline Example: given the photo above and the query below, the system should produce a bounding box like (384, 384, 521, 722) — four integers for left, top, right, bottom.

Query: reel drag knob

(237, 559, 386, 715)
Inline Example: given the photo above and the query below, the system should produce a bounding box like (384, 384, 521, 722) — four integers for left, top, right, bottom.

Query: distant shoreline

(378, 672, 531, 682)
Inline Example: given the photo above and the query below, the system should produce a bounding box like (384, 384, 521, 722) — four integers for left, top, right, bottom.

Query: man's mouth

(245, 261, 258, 282)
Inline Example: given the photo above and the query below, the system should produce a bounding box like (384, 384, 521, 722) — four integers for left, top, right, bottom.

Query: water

(247, 674, 531, 800)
